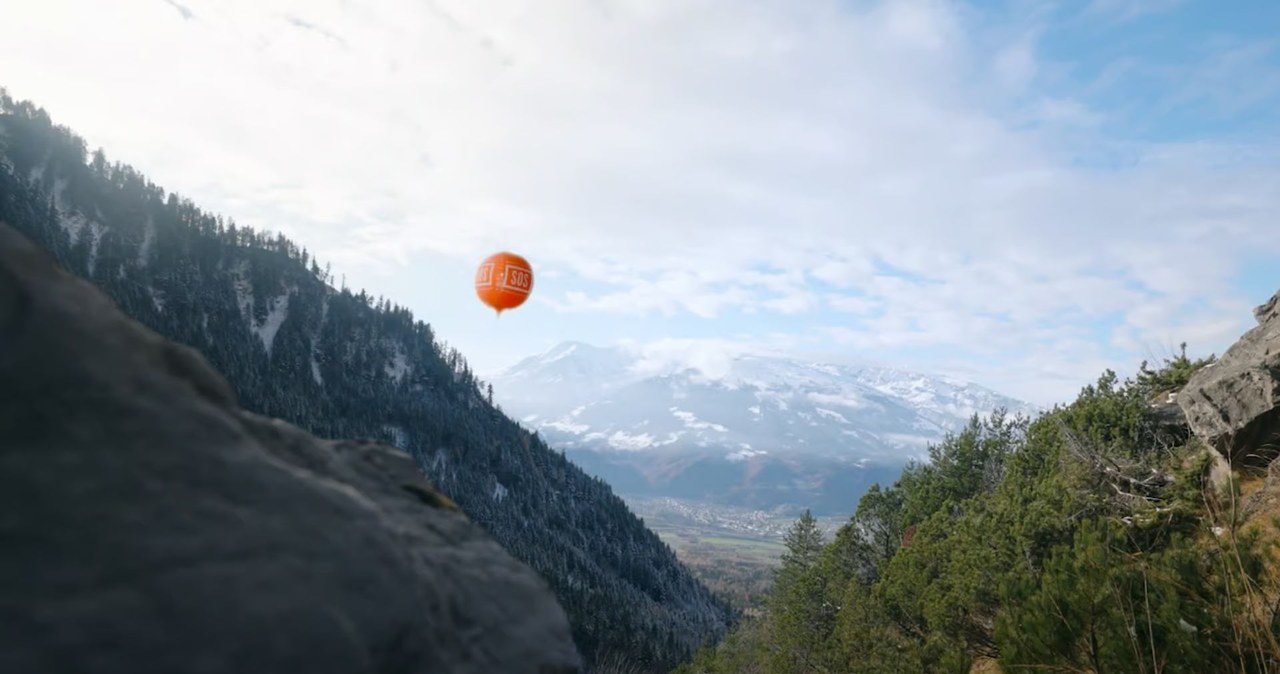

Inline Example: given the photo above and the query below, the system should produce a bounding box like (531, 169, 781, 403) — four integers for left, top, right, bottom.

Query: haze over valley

(492, 340, 1038, 519)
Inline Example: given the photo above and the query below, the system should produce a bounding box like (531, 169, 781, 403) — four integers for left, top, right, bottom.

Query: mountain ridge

(491, 340, 1038, 514)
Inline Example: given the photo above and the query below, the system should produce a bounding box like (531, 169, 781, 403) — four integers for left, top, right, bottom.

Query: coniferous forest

(675, 350, 1280, 674)
(0, 91, 730, 674)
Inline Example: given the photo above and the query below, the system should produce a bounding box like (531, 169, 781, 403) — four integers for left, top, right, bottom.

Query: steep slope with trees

(1, 219, 582, 674)
(676, 340, 1280, 673)
(0, 90, 729, 673)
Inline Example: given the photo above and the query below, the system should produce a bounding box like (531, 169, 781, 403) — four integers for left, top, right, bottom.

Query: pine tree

(767, 511, 827, 674)
(772, 511, 823, 600)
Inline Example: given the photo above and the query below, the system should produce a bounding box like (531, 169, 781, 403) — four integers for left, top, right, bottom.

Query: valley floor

(628, 496, 844, 612)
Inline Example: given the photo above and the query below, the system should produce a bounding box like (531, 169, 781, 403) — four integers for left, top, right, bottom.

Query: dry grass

(1202, 461, 1280, 673)
(1239, 461, 1280, 536)
(969, 656, 1003, 673)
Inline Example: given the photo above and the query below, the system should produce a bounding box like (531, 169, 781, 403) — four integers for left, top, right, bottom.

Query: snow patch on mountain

(814, 408, 850, 424)
(253, 292, 290, 355)
(232, 263, 253, 317)
(148, 286, 165, 313)
(430, 449, 447, 472)
(58, 212, 107, 276)
(492, 341, 1040, 470)
(310, 297, 328, 385)
(807, 392, 867, 410)
(60, 211, 89, 245)
(671, 408, 728, 432)
(386, 346, 410, 383)
(138, 217, 155, 267)
(726, 448, 767, 462)
(608, 431, 657, 450)
(540, 342, 579, 364)
(50, 174, 67, 204)
(87, 221, 105, 275)
(382, 424, 409, 450)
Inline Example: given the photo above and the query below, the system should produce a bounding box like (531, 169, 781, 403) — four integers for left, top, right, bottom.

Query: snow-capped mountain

(491, 341, 1039, 514)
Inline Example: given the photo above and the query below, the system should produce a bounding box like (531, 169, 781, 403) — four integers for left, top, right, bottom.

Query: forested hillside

(676, 346, 1280, 673)
(0, 90, 729, 673)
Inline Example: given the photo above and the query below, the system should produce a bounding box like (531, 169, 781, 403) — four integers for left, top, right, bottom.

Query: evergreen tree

(774, 510, 824, 596)
(668, 345, 1269, 674)
(767, 511, 827, 674)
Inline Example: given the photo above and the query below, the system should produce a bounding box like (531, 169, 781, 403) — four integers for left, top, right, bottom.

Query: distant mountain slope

(0, 91, 729, 673)
(492, 341, 1038, 514)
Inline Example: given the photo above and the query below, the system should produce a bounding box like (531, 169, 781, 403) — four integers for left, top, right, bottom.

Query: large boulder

(0, 221, 581, 674)
(1178, 289, 1280, 467)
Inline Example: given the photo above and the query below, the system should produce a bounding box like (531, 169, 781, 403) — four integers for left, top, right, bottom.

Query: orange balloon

(475, 251, 534, 315)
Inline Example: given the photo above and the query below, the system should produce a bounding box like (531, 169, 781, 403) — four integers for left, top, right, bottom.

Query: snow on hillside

(253, 292, 290, 355)
(491, 341, 1039, 463)
(490, 341, 1040, 513)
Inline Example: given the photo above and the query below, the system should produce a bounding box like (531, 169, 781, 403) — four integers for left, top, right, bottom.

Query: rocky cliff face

(0, 221, 581, 674)
(1178, 289, 1280, 469)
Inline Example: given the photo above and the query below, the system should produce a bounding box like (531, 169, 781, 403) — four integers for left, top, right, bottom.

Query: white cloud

(626, 337, 752, 381)
(2, 0, 1276, 407)
(542, 419, 590, 435)
(607, 430, 657, 451)
(993, 30, 1038, 89)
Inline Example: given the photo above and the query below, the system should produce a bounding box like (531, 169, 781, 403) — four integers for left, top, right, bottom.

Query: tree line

(676, 350, 1280, 673)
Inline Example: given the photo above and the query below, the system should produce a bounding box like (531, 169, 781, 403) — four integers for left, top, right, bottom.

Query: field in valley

(629, 497, 845, 614)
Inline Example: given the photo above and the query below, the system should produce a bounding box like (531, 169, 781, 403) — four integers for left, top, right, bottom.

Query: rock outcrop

(1178, 289, 1280, 467)
(0, 221, 581, 674)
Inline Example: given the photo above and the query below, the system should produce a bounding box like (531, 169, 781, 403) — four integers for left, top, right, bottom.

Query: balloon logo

(475, 251, 533, 315)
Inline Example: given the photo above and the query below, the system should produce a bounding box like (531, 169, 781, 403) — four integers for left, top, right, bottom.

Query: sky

(2, 0, 1278, 406)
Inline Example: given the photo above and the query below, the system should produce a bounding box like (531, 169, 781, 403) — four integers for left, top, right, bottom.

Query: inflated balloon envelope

(475, 252, 534, 315)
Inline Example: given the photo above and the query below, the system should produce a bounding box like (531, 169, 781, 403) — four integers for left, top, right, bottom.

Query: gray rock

(1149, 400, 1189, 433)
(0, 221, 581, 674)
(1177, 289, 1280, 466)
(1257, 292, 1280, 325)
